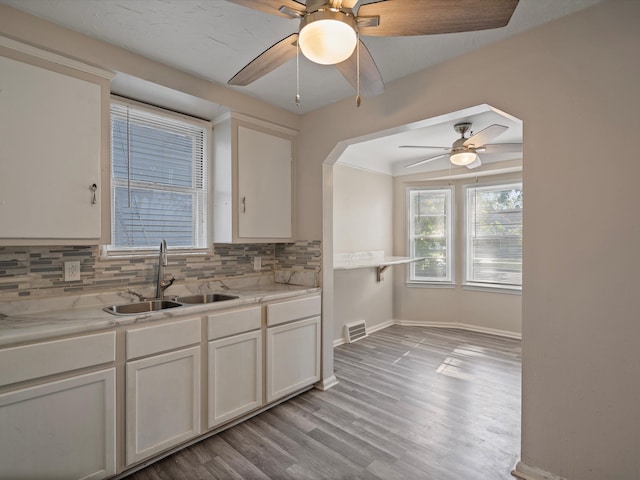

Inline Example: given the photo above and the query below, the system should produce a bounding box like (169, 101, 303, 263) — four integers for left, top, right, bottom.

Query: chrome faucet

(156, 239, 175, 300)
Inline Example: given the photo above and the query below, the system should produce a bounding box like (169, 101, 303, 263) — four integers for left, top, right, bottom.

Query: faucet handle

(161, 277, 176, 290)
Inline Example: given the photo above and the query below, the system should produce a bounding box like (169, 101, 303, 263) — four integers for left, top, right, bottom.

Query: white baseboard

(315, 375, 339, 391)
(395, 319, 522, 340)
(512, 461, 567, 480)
(332, 319, 521, 348)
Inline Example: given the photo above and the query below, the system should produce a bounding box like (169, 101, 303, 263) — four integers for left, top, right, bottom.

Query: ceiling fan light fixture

(450, 151, 478, 166)
(299, 10, 357, 65)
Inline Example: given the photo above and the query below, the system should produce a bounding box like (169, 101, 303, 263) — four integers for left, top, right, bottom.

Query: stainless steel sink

(103, 300, 183, 315)
(176, 293, 239, 304)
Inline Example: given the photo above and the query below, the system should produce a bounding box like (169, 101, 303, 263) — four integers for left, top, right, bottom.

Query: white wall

(333, 164, 393, 342)
(393, 172, 523, 337)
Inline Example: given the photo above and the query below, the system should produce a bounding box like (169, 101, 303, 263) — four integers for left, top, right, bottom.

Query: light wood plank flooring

(127, 325, 521, 480)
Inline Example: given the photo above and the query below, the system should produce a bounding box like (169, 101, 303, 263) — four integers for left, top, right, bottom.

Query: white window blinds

(408, 187, 453, 282)
(108, 100, 209, 251)
(465, 182, 523, 288)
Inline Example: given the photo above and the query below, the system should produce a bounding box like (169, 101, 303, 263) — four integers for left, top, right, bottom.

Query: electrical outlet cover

(64, 261, 81, 281)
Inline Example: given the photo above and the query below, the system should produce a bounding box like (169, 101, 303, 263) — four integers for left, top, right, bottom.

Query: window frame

(104, 96, 212, 257)
(463, 180, 523, 292)
(406, 185, 455, 286)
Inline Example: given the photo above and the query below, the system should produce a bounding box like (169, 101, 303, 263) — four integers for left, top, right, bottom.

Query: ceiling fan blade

(464, 124, 508, 148)
(225, 0, 306, 18)
(399, 145, 450, 150)
(228, 34, 298, 86)
(479, 143, 523, 154)
(358, 0, 519, 36)
(466, 157, 482, 169)
(405, 153, 448, 169)
(335, 39, 384, 97)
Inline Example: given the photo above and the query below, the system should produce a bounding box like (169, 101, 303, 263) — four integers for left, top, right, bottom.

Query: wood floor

(127, 325, 522, 480)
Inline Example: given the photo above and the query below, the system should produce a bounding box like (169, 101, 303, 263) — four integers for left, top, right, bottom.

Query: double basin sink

(103, 293, 239, 316)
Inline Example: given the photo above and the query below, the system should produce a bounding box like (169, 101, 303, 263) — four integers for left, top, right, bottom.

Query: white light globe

(450, 151, 478, 166)
(299, 13, 357, 65)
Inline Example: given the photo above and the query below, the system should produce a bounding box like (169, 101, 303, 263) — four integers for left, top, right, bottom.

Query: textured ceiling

(1, 0, 603, 114)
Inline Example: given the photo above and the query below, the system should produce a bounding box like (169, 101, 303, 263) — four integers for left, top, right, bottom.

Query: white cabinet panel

(0, 331, 115, 386)
(208, 329, 263, 428)
(126, 317, 200, 360)
(266, 295, 322, 327)
(237, 125, 292, 239)
(207, 306, 261, 340)
(0, 55, 102, 240)
(266, 316, 320, 402)
(126, 346, 201, 465)
(0, 368, 116, 480)
(213, 113, 296, 243)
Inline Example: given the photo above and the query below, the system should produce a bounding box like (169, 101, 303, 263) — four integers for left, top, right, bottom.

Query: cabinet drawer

(127, 317, 201, 360)
(266, 295, 321, 327)
(207, 306, 262, 340)
(0, 331, 115, 387)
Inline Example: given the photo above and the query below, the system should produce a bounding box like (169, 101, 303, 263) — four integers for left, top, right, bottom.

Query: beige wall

(333, 164, 394, 342)
(4, 1, 640, 478)
(333, 164, 393, 254)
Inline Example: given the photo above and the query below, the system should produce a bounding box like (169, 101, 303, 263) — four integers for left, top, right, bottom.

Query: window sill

(406, 281, 457, 289)
(462, 283, 522, 295)
(99, 246, 213, 261)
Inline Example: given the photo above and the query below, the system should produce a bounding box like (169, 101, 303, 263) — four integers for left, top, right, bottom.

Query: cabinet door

(126, 346, 201, 465)
(0, 369, 116, 480)
(208, 329, 263, 428)
(0, 55, 102, 240)
(237, 125, 292, 239)
(266, 316, 320, 402)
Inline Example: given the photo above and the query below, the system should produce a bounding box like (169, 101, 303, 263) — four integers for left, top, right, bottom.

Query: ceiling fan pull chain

(355, 33, 361, 107)
(295, 40, 301, 107)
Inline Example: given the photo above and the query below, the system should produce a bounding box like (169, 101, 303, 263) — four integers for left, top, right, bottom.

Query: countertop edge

(0, 286, 321, 348)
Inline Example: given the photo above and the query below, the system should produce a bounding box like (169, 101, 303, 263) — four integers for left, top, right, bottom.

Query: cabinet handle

(242, 196, 246, 213)
(90, 183, 98, 205)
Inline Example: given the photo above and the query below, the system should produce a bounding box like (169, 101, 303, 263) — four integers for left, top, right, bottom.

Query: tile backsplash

(0, 240, 321, 300)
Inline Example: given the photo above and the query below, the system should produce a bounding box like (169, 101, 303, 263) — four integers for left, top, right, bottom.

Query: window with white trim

(408, 187, 453, 283)
(107, 99, 209, 253)
(465, 182, 523, 289)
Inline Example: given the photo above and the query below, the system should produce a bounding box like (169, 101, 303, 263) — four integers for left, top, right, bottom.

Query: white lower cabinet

(266, 316, 321, 402)
(207, 306, 263, 429)
(126, 345, 201, 465)
(125, 317, 202, 465)
(208, 329, 262, 428)
(0, 368, 116, 480)
(126, 346, 200, 464)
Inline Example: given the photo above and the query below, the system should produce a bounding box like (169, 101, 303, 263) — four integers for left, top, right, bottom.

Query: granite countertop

(0, 282, 320, 347)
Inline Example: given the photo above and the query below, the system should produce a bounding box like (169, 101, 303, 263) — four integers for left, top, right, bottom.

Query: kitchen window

(106, 98, 210, 254)
(464, 182, 523, 290)
(407, 187, 454, 283)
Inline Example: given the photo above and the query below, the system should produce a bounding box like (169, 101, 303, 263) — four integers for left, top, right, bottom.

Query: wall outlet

(64, 261, 81, 282)
(253, 256, 262, 271)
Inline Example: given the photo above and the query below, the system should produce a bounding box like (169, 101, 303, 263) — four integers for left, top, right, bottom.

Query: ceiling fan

(226, 0, 520, 99)
(402, 122, 523, 170)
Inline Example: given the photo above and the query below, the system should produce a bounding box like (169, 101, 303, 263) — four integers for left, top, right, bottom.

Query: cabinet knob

(90, 183, 98, 205)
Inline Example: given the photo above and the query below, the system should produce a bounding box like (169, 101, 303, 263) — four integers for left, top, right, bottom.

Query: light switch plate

(253, 256, 262, 271)
(64, 261, 81, 281)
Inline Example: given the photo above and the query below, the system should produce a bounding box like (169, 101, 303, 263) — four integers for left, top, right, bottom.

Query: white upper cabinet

(0, 38, 112, 244)
(213, 113, 296, 243)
